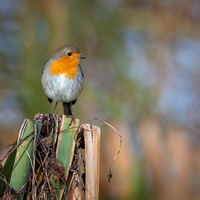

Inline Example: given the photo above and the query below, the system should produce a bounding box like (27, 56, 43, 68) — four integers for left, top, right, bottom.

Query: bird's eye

(67, 52, 72, 56)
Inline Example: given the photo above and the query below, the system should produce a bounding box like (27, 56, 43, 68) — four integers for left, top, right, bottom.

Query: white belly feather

(42, 70, 84, 103)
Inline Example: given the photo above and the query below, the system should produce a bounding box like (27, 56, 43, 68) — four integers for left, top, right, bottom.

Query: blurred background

(1, 0, 200, 199)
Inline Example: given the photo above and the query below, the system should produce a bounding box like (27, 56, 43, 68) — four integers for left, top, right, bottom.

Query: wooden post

(82, 124, 101, 200)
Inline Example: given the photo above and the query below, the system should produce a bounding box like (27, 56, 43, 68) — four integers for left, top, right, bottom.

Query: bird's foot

(69, 114, 76, 127)
(52, 102, 58, 114)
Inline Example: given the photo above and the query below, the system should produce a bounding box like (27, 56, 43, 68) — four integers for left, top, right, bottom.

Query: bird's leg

(53, 102, 58, 114)
(69, 102, 76, 126)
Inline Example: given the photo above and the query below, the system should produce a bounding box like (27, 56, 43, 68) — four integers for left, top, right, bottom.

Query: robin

(41, 44, 86, 125)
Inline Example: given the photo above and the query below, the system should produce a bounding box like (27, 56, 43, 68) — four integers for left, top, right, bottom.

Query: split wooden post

(82, 124, 101, 200)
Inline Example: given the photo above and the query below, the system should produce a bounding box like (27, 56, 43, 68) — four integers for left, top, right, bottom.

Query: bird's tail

(62, 102, 72, 115)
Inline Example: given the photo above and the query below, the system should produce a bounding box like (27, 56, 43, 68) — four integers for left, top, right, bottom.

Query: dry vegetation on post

(0, 114, 121, 200)
(0, 114, 100, 199)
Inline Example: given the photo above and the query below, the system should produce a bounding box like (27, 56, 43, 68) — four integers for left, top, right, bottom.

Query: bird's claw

(69, 114, 76, 127)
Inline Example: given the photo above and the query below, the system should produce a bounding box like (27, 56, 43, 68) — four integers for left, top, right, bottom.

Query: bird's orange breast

(49, 54, 80, 79)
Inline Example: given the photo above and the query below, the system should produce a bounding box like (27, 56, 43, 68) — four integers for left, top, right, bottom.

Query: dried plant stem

(83, 124, 101, 200)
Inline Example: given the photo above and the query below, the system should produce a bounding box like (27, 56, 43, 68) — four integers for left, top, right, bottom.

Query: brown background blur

(1, 0, 200, 199)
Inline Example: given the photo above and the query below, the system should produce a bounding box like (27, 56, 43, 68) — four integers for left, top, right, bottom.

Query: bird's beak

(79, 55, 86, 59)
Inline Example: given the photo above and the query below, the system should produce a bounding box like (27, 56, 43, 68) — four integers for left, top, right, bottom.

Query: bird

(41, 44, 86, 125)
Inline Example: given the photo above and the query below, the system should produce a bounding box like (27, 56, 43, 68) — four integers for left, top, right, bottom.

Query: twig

(86, 118, 122, 182)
